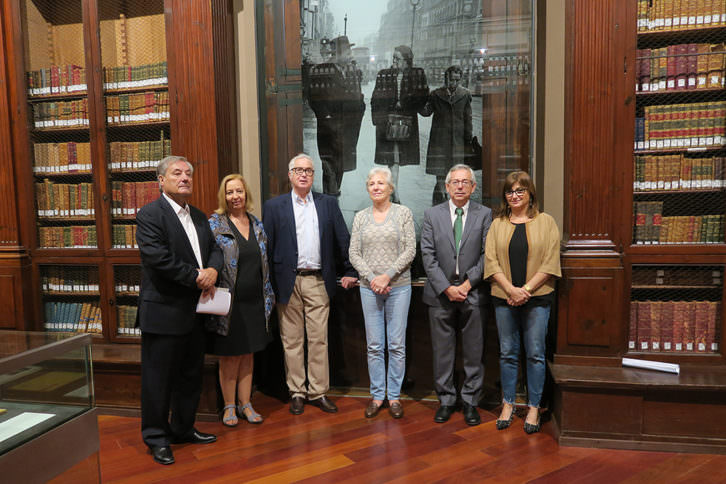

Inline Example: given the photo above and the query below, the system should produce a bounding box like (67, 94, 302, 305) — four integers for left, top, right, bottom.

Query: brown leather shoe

(289, 396, 304, 415)
(364, 400, 382, 418)
(389, 401, 404, 419)
(308, 396, 338, 413)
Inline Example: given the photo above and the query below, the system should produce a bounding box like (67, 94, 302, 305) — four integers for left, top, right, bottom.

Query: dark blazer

(136, 195, 223, 335)
(420, 201, 492, 307)
(262, 191, 357, 304)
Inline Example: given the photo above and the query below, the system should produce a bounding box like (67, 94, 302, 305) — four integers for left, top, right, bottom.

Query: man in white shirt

(136, 156, 223, 465)
(263, 154, 357, 415)
(421, 164, 492, 426)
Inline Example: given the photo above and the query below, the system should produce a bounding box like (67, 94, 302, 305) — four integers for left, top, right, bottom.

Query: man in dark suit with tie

(421, 164, 492, 426)
(262, 153, 357, 415)
(136, 155, 223, 465)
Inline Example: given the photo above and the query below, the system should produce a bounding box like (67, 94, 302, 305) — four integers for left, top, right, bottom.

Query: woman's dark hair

(444, 65, 463, 84)
(394, 45, 414, 68)
(497, 170, 539, 220)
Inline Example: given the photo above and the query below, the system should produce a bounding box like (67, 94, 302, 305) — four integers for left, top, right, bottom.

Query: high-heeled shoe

(237, 402, 263, 424)
(221, 404, 238, 427)
(524, 414, 541, 434)
(495, 408, 515, 430)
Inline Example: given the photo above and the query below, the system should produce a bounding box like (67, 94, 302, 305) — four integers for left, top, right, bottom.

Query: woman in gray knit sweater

(349, 166, 416, 419)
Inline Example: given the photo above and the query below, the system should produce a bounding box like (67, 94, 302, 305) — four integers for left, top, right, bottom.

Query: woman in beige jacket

(484, 171, 561, 434)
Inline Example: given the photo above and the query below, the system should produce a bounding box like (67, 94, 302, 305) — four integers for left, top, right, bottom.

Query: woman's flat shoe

(221, 404, 238, 427)
(238, 402, 263, 424)
(496, 409, 515, 430)
(524, 415, 541, 434)
(389, 401, 404, 419)
(364, 400, 382, 418)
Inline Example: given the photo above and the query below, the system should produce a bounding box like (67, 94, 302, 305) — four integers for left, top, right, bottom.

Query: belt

(296, 269, 321, 276)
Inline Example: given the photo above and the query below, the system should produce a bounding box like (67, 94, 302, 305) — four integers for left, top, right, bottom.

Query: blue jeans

(495, 304, 550, 408)
(360, 285, 411, 400)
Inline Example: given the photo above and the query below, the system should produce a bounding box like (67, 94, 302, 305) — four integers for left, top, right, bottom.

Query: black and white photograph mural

(300, 0, 532, 276)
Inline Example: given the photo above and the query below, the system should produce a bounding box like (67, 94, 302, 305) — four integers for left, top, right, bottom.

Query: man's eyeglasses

(290, 167, 314, 176)
(505, 188, 528, 198)
(448, 179, 473, 187)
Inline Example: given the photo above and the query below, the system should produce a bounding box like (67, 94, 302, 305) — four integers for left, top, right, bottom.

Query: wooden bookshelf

(0, 0, 237, 356)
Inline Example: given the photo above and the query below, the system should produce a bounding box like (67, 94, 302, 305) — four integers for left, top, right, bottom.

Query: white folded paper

(622, 357, 680, 374)
(196, 287, 231, 316)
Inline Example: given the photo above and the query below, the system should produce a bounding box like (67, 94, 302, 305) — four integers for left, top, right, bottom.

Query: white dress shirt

(164, 193, 203, 269)
(448, 199, 470, 277)
(292, 190, 321, 270)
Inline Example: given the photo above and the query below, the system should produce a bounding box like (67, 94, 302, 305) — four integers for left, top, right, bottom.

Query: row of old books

(111, 181, 158, 217)
(636, 44, 725, 92)
(105, 91, 170, 125)
(112, 224, 138, 249)
(115, 268, 140, 295)
(629, 300, 719, 353)
(634, 201, 724, 243)
(117, 305, 140, 335)
(109, 138, 171, 171)
(103, 62, 168, 91)
(33, 142, 92, 174)
(41, 267, 100, 293)
(38, 226, 97, 249)
(635, 101, 726, 150)
(35, 181, 95, 218)
(32, 99, 89, 129)
(633, 154, 726, 190)
(44, 302, 102, 333)
(26, 64, 86, 96)
(638, 0, 726, 32)
(632, 266, 722, 286)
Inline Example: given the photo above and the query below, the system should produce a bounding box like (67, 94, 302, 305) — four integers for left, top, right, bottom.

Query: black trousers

(141, 317, 205, 448)
(428, 302, 485, 407)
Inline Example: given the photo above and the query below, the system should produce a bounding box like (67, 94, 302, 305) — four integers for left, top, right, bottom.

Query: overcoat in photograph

(370, 67, 429, 166)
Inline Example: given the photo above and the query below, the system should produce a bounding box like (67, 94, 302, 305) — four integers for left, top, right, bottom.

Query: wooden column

(556, 0, 636, 363)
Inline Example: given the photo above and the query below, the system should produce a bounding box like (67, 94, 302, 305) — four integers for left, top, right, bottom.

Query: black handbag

(385, 114, 413, 141)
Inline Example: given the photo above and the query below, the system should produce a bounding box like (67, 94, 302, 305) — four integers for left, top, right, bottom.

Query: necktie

(454, 207, 464, 254)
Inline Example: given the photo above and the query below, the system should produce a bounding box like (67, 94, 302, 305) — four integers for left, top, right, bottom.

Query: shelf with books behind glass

(38, 264, 104, 336)
(100, 1, 170, 256)
(112, 265, 141, 339)
(633, 14, 726, 252)
(628, 264, 723, 358)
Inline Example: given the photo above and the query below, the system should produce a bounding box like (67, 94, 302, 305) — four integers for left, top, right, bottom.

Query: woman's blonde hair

(215, 174, 254, 214)
(498, 170, 539, 220)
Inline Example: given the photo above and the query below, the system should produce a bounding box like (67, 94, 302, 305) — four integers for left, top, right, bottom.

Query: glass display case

(0, 331, 98, 483)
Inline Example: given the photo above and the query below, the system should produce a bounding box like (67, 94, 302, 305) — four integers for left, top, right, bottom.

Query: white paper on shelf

(0, 412, 55, 443)
(196, 287, 231, 316)
(622, 357, 680, 375)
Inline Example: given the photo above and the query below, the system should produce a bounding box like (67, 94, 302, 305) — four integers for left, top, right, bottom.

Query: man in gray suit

(421, 164, 492, 426)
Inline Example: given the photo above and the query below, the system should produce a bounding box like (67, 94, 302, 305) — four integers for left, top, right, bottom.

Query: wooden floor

(98, 394, 726, 483)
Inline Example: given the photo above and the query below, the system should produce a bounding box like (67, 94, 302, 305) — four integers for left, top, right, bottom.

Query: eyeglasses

(290, 167, 314, 176)
(448, 179, 473, 187)
(505, 188, 528, 198)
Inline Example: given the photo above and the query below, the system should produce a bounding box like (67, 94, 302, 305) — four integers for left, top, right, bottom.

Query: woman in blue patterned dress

(208, 174, 274, 426)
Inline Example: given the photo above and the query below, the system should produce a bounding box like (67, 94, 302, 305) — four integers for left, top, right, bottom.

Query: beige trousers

(277, 273, 330, 399)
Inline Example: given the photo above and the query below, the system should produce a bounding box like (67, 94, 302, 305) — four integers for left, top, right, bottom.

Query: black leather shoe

(308, 396, 338, 413)
(434, 405, 455, 423)
(290, 396, 305, 415)
(149, 445, 174, 465)
(172, 430, 217, 444)
(462, 403, 481, 426)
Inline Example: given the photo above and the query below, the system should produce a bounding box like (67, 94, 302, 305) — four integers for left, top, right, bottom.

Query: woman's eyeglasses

(505, 188, 527, 198)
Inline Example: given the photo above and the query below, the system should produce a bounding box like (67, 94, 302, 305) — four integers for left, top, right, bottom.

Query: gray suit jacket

(421, 201, 492, 306)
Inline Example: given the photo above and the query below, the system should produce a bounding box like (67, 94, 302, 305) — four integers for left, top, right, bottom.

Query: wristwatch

(524, 284, 532, 293)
